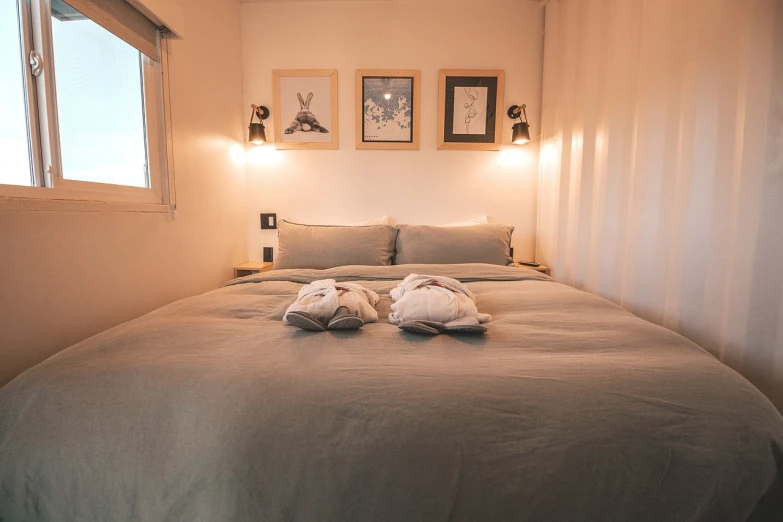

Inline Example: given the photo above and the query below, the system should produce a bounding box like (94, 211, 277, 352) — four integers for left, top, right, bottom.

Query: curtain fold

(538, 0, 783, 411)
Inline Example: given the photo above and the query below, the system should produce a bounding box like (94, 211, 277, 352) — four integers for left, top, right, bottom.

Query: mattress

(1, 263, 782, 521)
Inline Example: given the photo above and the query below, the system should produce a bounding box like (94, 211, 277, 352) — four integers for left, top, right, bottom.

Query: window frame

(1, 0, 171, 208)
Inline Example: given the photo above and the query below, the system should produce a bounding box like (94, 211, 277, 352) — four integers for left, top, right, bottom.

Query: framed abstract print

(437, 69, 505, 151)
(355, 69, 421, 150)
(272, 69, 339, 150)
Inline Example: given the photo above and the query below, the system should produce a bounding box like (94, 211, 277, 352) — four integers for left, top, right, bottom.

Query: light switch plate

(260, 213, 277, 229)
(263, 247, 274, 262)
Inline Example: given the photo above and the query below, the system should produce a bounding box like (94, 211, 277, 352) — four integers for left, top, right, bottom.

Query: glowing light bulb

(384, 92, 391, 100)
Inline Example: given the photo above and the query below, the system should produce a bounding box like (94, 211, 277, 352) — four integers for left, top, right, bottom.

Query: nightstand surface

(517, 262, 551, 276)
(234, 261, 274, 279)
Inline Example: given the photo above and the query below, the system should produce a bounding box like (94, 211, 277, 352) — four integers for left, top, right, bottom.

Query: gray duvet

(1, 264, 782, 521)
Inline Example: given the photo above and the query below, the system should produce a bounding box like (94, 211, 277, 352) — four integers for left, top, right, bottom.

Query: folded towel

(284, 279, 379, 325)
(388, 274, 491, 325)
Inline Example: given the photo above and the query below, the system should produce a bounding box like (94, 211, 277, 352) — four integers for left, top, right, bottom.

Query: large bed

(1, 264, 782, 521)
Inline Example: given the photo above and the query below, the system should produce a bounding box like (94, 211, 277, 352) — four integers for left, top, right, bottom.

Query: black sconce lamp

(507, 104, 531, 144)
(248, 104, 270, 145)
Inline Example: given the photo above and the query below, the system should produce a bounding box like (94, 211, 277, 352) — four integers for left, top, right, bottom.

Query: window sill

(0, 196, 172, 214)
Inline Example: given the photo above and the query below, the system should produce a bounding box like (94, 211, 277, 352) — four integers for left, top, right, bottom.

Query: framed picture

(272, 69, 338, 150)
(437, 69, 505, 151)
(355, 69, 421, 150)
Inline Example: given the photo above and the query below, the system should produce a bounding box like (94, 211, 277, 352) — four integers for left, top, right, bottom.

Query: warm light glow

(540, 134, 562, 165)
(246, 144, 283, 168)
(595, 131, 606, 153)
(229, 143, 246, 166)
(497, 148, 530, 167)
(573, 131, 584, 149)
(542, 143, 556, 162)
(384, 92, 391, 100)
(512, 137, 530, 145)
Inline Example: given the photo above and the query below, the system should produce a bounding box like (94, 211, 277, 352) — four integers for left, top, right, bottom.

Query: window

(0, 0, 33, 186)
(0, 0, 172, 207)
(52, 8, 148, 187)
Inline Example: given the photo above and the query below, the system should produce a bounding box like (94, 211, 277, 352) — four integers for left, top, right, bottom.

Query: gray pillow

(274, 220, 398, 270)
(395, 224, 514, 265)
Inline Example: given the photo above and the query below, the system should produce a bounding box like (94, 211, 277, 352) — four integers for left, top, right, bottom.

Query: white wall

(241, 0, 544, 261)
(538, 0, 783, 410)
(0, 0, 248, 387)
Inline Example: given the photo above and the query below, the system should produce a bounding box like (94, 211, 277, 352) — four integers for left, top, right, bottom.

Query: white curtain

(537, 0, 783, 410)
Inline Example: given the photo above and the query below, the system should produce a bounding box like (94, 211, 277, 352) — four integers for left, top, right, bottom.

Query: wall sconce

(507, 104, 531, 144)
(248, 104, 270, 145)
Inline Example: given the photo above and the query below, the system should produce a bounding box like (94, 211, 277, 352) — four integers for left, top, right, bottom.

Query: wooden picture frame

(355, 69, 421, 150)
(272, 69, 339, 150)
(437, 69, 505, 151)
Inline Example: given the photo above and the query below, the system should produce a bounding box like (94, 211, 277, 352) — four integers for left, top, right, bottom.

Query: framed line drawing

(437, 69, 505, 151)
(355, 69, 421, 150)
(272, 69, 339, 150)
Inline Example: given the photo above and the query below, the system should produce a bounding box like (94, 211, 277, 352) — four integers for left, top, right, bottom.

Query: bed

(1, 263, 782, 521)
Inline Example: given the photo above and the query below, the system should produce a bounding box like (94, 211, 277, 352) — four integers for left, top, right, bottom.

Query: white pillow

(349, 215, 395, 226)
(439, 215, 489, 227)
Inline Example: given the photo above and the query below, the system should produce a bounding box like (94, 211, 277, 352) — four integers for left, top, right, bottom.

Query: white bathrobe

(388, 274, 491, 325)
(284, 279, 380, 325)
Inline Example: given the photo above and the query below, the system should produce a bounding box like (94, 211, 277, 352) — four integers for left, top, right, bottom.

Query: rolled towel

(389, 274, 491, 325)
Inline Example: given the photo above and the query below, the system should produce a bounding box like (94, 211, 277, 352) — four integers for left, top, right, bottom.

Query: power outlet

(263, 247, 274, 262)
(260, 213, 277, 229)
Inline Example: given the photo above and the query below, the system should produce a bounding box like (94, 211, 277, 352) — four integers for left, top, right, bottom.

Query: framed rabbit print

(437, 69, 505, 151)
(272, 69, 339, 150)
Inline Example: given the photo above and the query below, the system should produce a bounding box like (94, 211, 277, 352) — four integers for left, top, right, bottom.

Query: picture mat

(279, 76, 332, 143)
(452, 86, 488, 135)
(362, 77, 414, 142)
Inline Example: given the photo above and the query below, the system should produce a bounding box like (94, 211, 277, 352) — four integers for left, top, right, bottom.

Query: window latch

(44, 165, 53, 187)
(29, 51, 43, 77)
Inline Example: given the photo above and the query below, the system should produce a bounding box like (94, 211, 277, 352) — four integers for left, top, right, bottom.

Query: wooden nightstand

(517, 262, 550, 276)
(234, 261, 274, 278)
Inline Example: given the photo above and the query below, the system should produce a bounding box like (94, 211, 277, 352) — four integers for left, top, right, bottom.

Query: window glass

(0, 0, 33, 186)
(51, 5, 148, 188)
